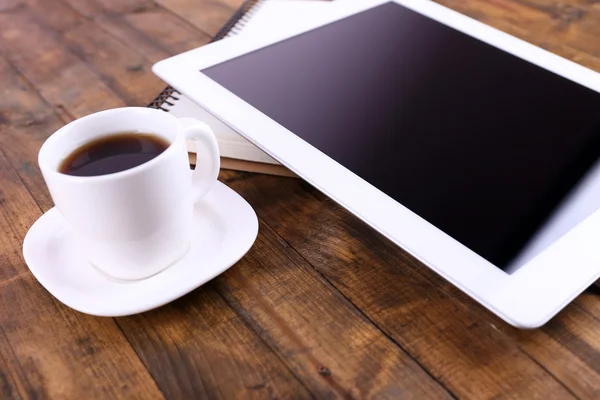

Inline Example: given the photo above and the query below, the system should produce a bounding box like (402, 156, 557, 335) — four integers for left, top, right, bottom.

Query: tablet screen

(203, 2, 600, 271)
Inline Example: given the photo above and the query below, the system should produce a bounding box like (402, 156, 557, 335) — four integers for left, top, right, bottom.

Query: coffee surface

(59, 132, 169, 177)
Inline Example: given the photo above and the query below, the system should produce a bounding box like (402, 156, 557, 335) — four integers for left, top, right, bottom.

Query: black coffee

(59, 132, 169, 177)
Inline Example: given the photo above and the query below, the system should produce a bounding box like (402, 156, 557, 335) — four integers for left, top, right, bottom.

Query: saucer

(22, 182, 258, 317)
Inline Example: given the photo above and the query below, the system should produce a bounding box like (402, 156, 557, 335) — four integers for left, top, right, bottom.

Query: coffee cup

(38, 107, 220, 280)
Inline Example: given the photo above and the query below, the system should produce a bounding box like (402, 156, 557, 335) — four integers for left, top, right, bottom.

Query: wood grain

(213, 217, 452, 399)
(0, 4, 126, 118)
(512, 303, 600, 399)
(58, 0, 214, 63)
(0, 56, 59, 211)
(156, 0, 244, 37)
(0, 140, 164, 399)
(60, 20, 164, 106)
(93, 7, 212, 63)
(219, 171, 576, 399)
(436, 0, 600, 72)
(116, 286, 312, 399)
(58, 0, 154, 18)
(0, 0, 167, 205)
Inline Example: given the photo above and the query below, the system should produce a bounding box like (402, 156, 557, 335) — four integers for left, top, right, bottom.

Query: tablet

(153, 0, 600, 328)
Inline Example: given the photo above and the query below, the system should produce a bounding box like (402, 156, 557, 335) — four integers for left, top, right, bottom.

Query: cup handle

(179, 118, 220, 203)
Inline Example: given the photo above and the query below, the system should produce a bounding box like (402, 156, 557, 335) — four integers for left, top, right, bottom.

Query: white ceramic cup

(38, 107, 220, 280)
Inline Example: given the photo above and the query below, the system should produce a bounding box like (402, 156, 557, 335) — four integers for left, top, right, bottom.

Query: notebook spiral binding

(226, 0, 265, 37)
(148, 0, 262, 110)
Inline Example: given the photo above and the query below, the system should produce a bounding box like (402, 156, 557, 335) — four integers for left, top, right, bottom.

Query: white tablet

(153, 0, 600, 328)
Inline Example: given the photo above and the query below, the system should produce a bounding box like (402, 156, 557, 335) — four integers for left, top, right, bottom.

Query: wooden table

(2, 0, 600, 398)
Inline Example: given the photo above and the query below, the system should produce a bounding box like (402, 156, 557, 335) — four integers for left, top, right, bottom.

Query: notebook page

(241, 1, 343, 37)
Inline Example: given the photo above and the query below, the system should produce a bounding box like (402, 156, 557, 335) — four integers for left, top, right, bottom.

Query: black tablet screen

(202, 2, 600, 271)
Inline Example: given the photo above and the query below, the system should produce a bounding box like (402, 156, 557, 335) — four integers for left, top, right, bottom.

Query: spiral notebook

(149, 0, 336, 177)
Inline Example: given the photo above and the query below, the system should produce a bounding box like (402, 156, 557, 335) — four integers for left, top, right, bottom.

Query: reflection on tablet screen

(203, 2, 600, 272)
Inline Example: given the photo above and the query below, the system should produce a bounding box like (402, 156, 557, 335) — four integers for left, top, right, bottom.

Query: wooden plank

(506, 0, 600, 58)
(58, 0, 212, 64)
(212, 217, 453, 399)
(0, 275, 164, 399)
(510, 302, 600, 399)
(156, 0, 244, 37)
(437, 0, 600, 71)
(116, 285, 312, 399)
(94, 9, 212, 64)
(58, 0, 153, 18)
(60, 19, 165, 106)
(0, 326, 26, 400)
(0, 144, 164, 398)
(0, 5, 125, 118)
(20, 0, 90, 32)
(508, 259, 600, 398)
(0, 107, 44, 283)
(0, 1, 165, 117)
(219, 171, 575, 399)
(0, 57, 63, 212)
(0, 109, 50, 398)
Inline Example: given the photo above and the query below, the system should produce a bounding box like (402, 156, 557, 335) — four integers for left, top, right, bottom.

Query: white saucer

(22, 182, 258, 317)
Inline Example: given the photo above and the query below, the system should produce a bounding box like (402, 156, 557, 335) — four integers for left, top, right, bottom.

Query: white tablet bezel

(153, 0, 600, 328)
